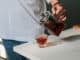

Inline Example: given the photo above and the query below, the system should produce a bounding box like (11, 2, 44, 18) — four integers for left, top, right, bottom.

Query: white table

(14, 29, 80, 60)
(0, 38, 7, 59)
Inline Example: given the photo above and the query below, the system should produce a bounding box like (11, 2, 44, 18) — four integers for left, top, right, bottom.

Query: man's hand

(73, 25, 80, 30)
(50, 0, 67, 22)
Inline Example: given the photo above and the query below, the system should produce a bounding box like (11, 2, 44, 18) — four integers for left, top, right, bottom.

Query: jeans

(3, 39, 30, 60)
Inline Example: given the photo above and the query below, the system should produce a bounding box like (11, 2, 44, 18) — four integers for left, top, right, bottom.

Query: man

(1, 0, 67, 60)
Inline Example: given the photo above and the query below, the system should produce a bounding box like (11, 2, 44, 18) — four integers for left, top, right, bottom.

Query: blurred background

(60, 0, 80, 29)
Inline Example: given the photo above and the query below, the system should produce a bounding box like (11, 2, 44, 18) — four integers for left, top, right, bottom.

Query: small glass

(36, 34, 48, 48)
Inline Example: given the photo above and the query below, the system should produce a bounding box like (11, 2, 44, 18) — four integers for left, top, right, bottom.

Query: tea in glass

(36, 34, 48, 48)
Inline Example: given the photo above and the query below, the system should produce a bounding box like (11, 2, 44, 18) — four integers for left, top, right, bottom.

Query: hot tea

(36, 35, 48, 48)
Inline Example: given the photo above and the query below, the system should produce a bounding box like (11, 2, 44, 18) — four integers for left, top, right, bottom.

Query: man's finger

(51, 6, 56, 15)
(55, 5, 63, 15)
(57, 9, 66, 17)
(61, 16, 67, 21)
(57, 15, 67, 22)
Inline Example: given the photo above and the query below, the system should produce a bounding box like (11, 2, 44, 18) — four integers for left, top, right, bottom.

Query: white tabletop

(14, 28, 80, 60)
(0, 38, 7, 59)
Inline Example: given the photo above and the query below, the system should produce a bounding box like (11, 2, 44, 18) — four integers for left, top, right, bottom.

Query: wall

(61, 0, 80, 29)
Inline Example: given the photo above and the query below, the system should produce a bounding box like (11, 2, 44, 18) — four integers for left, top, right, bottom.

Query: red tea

(36, 37, 47, 44)
(36, 35, 48, 47)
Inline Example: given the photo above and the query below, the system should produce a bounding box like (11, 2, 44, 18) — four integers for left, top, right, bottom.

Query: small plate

(59, 28, 80, 39)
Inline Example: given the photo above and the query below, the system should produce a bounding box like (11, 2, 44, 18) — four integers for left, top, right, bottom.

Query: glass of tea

(36, 34, 48, 48)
